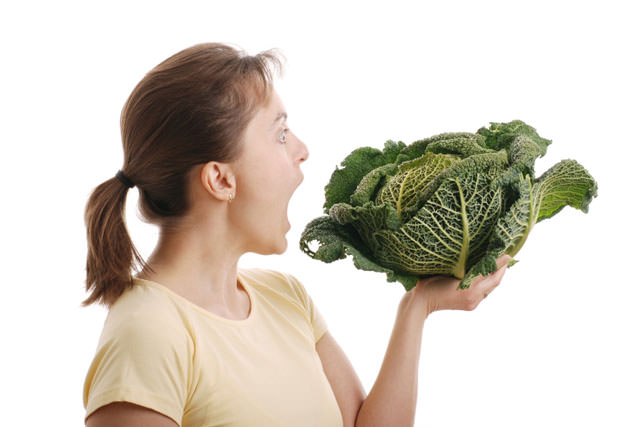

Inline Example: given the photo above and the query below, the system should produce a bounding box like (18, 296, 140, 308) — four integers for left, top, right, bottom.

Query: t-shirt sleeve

(285, 273, 329, 343)
(83, 314, 192, 425)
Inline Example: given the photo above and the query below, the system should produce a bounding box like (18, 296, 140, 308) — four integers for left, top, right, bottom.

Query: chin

(254, 237, 288, 256)
(274, 238, 288, 254)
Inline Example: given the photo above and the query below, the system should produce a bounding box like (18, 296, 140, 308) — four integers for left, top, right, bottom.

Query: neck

(136, 220, 246, 310)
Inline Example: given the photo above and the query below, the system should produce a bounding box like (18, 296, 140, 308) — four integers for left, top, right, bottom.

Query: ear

(200, 161, 236, 202)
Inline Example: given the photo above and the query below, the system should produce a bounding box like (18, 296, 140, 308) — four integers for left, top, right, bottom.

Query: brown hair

(82, 42, 284, 307)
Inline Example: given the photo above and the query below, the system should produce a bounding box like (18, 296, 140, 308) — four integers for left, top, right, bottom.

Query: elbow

(354, 398, 414, 427)
(353, 400, 364, 427)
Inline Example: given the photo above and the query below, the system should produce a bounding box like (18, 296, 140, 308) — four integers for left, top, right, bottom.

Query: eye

(278, 127, 289, 144)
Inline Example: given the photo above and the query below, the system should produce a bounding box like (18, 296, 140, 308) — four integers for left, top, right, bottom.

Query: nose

(297, 136, 309, 164)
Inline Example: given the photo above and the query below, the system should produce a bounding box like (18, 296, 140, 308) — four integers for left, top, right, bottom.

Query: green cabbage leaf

(300, 120, 598, 291)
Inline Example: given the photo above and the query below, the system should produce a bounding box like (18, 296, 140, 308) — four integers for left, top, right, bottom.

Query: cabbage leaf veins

(299, 120, 598, 291)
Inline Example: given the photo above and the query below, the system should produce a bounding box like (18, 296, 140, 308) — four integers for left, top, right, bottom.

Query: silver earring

(228, 192, 234, 202)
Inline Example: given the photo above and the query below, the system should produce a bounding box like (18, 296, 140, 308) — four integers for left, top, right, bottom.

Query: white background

(2, 1, 638, 425)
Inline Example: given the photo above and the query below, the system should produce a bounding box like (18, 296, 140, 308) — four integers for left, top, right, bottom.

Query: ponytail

(82, 175, 150, 307)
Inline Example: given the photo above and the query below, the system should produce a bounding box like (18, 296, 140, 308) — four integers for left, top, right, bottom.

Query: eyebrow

(272, 112, 288, 128)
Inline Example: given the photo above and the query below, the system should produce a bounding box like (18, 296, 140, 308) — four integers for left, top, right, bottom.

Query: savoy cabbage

(299, 120, 598, 291)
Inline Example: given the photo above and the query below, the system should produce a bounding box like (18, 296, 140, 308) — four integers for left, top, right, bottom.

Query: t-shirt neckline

(132, 271, 257, 326)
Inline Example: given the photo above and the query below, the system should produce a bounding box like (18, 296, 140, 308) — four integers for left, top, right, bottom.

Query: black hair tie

(116, 170, 135, 188)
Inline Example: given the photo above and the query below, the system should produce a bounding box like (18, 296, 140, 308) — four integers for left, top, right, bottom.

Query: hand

(411, 254, 512, 318)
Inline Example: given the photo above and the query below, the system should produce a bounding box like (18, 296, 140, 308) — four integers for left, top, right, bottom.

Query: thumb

(498, 254, 512, 266)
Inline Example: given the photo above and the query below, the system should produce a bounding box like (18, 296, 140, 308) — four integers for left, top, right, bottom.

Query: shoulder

(84, 282, 194, 424)
(101, 280, 192, 352)
(240, 268, 329, 344)
(240, 267, 296, 289)
(240, 268, 309, 305)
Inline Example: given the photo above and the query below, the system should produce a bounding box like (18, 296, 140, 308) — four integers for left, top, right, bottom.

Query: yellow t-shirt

(83, 268, 343, 427)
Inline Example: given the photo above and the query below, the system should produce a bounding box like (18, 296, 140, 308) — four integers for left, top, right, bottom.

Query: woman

(82, 42, 511, 427)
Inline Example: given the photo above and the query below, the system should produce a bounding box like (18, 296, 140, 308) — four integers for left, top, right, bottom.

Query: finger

(487, 257, 511, 278)
(492, 261, 509, 277)
(496, 254, 513, 269)
(479, 262, 509, 297)
(493, 263, 508, 285)
(477, 256, 511, 280)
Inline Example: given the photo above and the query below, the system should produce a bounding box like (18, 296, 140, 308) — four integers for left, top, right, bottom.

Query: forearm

(355, 289, 427, 427)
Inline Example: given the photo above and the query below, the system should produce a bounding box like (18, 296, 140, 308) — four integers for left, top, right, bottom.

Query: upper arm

(316, 331, 367, 427)
(85, 402, 178, 427)
(83, 312, 191, 426)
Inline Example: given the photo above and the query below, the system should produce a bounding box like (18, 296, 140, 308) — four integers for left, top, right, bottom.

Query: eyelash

(278, 127, 289, 144)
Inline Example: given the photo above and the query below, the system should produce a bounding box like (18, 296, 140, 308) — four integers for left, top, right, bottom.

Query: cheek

(249, 162, 291, 198)
(234, 174, 284, 225)
(234, 148, 293, 217)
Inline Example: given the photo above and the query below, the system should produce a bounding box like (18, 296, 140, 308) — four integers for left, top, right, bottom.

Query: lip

(290, 173, 303, 197)
(284, 173, 303, 227)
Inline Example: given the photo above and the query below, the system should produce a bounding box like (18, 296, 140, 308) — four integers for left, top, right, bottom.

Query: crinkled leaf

(323, 140, 406, 213)
(493, 133, 546, 192)
(477, 120, 552, 156)
(303, 120, 597, 293)
(424, 133, 493, 157)
(372, 167, 504, 280)
(457, 173, 535, 289)
(299, 215, 419, 291)
(300, 215, 368, 262)
(459, 159, 597, 288)
(535, 159, 598, 221)
(330, 202, 402, 230)
(506, 134, 544, 175)
(401, 151, 509, 220)
(376, 152, 461, 221)
(350, 163, 398, 206)
(330, 202, 401, 251)
(396, 131, 488, 163)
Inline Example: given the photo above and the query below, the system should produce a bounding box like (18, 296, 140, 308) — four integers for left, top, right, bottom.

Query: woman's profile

(82, 42, 510, 427)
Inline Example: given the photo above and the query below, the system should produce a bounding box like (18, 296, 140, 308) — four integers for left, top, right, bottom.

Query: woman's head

(222, 90, 309, 256)
(83, 42, 285, 307)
